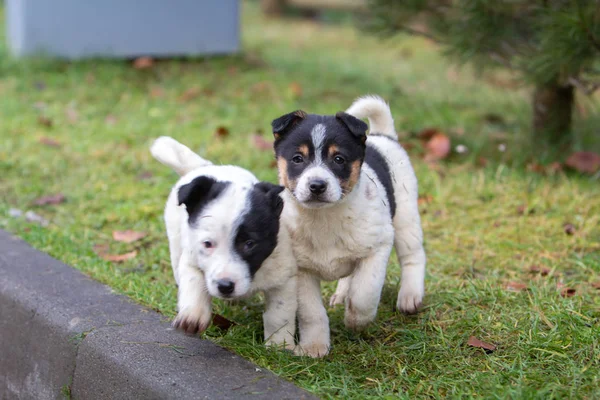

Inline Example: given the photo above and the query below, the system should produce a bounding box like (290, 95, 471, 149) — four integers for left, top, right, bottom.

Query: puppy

(271, 96, 426, 357)
(150, 136, 297, 350)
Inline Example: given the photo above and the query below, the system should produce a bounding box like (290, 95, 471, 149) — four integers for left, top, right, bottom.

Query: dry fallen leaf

(477, 157, 489, 168)
(253, 134, 272, 151)
(591, 282, 600, 290)
(179, 87, 201, 103)
(289, 82, 303, 98)
(215, 126, 230, 138)
(565, 152, 600, 174)
(505, 282, 528, 292)
(32, 193, 66, 206)
(560, 287, 576, 297)
(133, 57, 154, 69)
(112, 230, 147, 243)
(102, 251, 138, 263)
(211, 314, 236, 330)
(38, 116, 53, 128)
(564, 223, 576, 236)
(418, 195, 433, 206)
(424, 132, 451, 162)
(467, 336, 496, 352)
(529, 265, 551, 276)
(38, 137, 61, 147)
(149, 87, 165, 99)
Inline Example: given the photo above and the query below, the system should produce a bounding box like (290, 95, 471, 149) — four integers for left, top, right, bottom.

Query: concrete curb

(0, 230, 316, 399)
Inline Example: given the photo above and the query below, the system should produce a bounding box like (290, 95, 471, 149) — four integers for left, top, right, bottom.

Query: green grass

(1, 2, 600, 398)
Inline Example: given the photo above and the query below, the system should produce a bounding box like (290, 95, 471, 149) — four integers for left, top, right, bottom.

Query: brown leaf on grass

(591, 282, 600, 290)
(418, 195, 433, 206)
(212, 314, 236, 330)
(289, 82, 303, 98)
(252, 134, 272, 151)
(137, 171, 153, 181)
(467, 336, 496, 352)
(32, 193, 66, 206)
(565, 152, 600, 174)
(39, 136, 61, 147)
(179, 87, 201, 103)
(424, 133, 451, 162)
(102, 251, 138, 263)
(505, 282, 528, 292)
(560, 287, 576, 297)
(38, 116, 53, 128)
(112, 230, 147, 243)
(94, 244, 137, 262)
(529, 264, 551, 276)
(215, 126, 230, 138)
(149, 87, 165, 99)
(526, 162, 545, 174)
(133, 57, 154, 69)
(564, 223, 576, 236)
(547, 162, 563, 174)
(477, 157, 489, 168)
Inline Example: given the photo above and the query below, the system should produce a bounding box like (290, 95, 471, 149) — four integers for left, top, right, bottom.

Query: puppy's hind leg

(329, 276, 351, 307)
(393, 200, 426, 314)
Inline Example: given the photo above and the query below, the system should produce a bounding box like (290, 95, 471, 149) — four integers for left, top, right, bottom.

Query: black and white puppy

(272, 96, 426, 357)
(151, 136, 297, 349)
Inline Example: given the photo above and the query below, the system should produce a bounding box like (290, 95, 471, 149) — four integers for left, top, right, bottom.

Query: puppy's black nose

(309, 180, 327, 195)
(216, 279, 235, 295)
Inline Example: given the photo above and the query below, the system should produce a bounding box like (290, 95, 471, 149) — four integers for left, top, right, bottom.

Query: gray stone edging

(0, 230, 316, 400)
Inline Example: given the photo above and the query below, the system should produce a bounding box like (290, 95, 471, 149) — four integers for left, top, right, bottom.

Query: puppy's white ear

(335, 112, 368, 145)
(178, 176, 228, 221)
(254, 182, 285, 217)
(271, 110, 307, 141)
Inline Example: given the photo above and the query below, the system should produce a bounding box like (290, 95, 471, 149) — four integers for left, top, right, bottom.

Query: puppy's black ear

(336, 112, 368, 145)
(254, 182, 285, 217)
(271, 110, 307, 141)
(178, 176, 227, 221)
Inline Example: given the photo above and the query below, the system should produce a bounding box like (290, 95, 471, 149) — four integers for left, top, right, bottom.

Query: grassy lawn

(2, 1, 600, 398)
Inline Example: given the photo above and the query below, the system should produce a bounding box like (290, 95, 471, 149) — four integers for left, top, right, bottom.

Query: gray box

(6, 0, 239, 59)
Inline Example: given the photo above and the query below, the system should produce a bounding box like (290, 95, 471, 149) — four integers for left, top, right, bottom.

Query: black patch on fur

(335, 112, 368, 144)
(233, 182, 285, 277)
(272, 110, 307, 142)
(178, 176, 230, 224)
(365, 146, 396, 218)
(274, 114, 366, 184)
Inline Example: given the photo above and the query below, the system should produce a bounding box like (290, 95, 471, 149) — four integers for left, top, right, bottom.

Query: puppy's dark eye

(244, 240, 256, 252)
(203, 241, 213, 249)
(292, 154, 304, 164)
(333, 155, 346, 164)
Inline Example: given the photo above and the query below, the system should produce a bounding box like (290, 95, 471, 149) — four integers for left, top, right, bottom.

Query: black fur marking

(271, 110, 307, 141)
(274, 114, 366, 185)
(233, 182, 284, 277)
(178, 177, 230, 224)
(335, 111, 368, 144)
(365, 146, 396, 218)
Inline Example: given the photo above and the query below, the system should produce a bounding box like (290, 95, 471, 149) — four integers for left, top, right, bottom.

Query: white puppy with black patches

(151, 137, 297, 350)
(272, 96, 426, 357)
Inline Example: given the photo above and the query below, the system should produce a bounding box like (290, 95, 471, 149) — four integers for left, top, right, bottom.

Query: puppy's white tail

(346, 95, 397, 140)
(150, 136, 212, 176)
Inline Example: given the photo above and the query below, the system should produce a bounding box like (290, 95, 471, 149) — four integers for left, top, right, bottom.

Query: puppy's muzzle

(309, 179, 327, 195)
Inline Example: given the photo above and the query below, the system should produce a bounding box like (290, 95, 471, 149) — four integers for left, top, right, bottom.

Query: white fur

(152, 137, 298, 349)
(285, 97, 426, 357)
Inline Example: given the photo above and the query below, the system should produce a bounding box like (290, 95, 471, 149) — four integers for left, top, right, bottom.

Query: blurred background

(1, 1, 599, 398)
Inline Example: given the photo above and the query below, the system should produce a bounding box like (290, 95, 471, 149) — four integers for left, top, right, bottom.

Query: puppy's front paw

(172, 307, 212, 335)
(294, 343, 329, 358)
(397, 283, 424, 314)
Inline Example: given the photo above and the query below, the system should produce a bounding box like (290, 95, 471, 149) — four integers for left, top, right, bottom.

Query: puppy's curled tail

(345, 95, 397, 140)
(150, 136, 212, 176)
